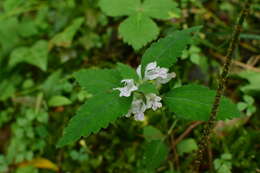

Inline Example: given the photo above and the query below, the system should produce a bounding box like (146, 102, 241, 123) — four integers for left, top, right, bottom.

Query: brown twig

(209, 50, 260, 73)
(174, 121, 203, 146)
(193, 1, 251, 172)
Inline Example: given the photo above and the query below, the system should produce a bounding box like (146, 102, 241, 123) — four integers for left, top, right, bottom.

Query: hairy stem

(193, 1, 251, 172)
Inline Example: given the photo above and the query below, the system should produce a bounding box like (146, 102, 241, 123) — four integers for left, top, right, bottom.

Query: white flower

(113, 79, 138, 97)
(144, 62, 168, 80)
(124, 98, 147, 121)
(146, 93, 162, 111)
(136, 62, 176, 84)
(155, 72, 176, 84)
(134, 112, 145, 121)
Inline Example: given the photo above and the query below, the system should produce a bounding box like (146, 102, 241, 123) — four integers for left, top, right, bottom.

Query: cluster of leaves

(99, 0, 180, 50)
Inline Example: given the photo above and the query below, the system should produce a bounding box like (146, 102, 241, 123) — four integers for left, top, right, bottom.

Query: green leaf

(237, 71, 260, 93)
(119, 13, 159, 50)
(48, 96, 72, 107)
(143, 126, 164, 141)
(237, 102, 247, 111)
(0, 17, 20, 55)
(57, 92, 132, 147)
(49, 17, 84, 50)
(0, 80, 16, 101)
(116, 63, 139, 81)
(74, 69, 122, 95)
(142, 0, 179, 19)
(141, 27, 201, 75)
(15, 166, 38, 173)
(243, 95, 254, 104)
(164, 84, 241, 121)
(99, 0, 141, 17)
(176, 138, 198, 156)
(3, 0, 24, 12)
(140, 140, 168, 171)
(9, 40, 48, 71)
(18, 19, 38, 37)
(138, 82, 158, 94)
(42, 70, 62, 97)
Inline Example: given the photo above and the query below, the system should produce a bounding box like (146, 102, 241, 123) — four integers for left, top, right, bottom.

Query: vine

(193, 1, 251, 172)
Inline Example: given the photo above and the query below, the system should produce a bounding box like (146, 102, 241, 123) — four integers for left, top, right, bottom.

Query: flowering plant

(57, 26, 240, 153)
(114, 62, 176, 121)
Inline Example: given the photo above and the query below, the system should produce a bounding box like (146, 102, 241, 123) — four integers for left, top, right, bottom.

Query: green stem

(193, 1, 251, 172)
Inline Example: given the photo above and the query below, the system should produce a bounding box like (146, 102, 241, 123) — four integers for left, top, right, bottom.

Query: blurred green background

(0, 0, 259, 172)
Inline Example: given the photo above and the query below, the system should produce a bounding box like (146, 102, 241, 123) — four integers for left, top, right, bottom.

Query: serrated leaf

(143, 126, 164, 141)
(138, 82, 158, 94)
(116, 63, 139, 81)
(9, 40, 48, 71)
(74, 69, 122, 95)
(141, 27, 201, 75)
(57, 92, 132, 147)
(99, 0, 141, 17)
(164, 84, 241, 121)
(119, 14, 159, 50)
(142, 0, 179, 19)
(48, 96, 72, 107)
(140, 140, 168, 171)
(49, 17, 84, 50)
(176, 138, 198, 156)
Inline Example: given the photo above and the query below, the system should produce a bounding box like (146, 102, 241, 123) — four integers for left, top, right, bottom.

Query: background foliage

(0, 0, 259, 172)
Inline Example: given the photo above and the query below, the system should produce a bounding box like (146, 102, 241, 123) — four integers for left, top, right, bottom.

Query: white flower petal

(156, 72, 176, 84)
(146, 62, 157, 71)
(144, 62, 168, 80)
(124, 98, 147, 121)
(146, 93, 162, 111)
(134, 112, 145, 121)
(113, 79, 138, 97)
(124, 110, 132, 117)
(131, 99, 147, 113)
(136, 65, 142, 79)
(143, 62, 176, 84)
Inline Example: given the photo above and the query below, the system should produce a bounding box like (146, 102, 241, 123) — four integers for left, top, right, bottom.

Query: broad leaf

(164, 84, 241, 121)
(119, 14, 159, 50)
(99, 0, 181, 50)
(99, 0, 140, 17)
(74, 69, 122, 95)
(3, 0, 24, 12)
(49, 17, 84, 50)
(143, 126, 164, 141)
(140, 140, 168, 171)
(116, 63, 139, 81)
(142, 0, 178, 19)
(237, 71, 260, 93)
(48, 96, 72, 107)
(176, 138, 198, 156)
(57, 92, 132, 147)
(141, 27, 201, 75)
(138, 82, 158, 94)
(0, 17, 20, 55)
(9, 40, 48, 71)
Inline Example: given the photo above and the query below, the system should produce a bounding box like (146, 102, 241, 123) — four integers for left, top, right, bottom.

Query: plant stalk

(193, 1, 251, 172)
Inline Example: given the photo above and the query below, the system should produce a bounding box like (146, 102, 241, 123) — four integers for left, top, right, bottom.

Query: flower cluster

(114, 62, 176, 121)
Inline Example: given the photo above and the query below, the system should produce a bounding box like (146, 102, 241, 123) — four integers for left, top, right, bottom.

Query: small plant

(214, 153, 232, 173)
(57, 26, 241, 171)
(237, 95, 256, 116)
(99, 0, 180, 50)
